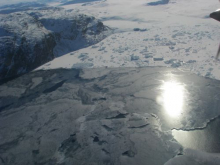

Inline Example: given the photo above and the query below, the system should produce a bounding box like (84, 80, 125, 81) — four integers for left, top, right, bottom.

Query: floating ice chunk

(133, 28, 140, 31)
(147, 0, 170, 6)
(78, 53, 89, 61)
(140, 47, 148, 54)
(205, 72, 212, 77)
(145, 55, 153, 58)
(91, 45, 99, 49)
(164, 41, 176, 46)
(169, 46, 175, 50)
(171, 63, 181, 68)
(131, 55, 139, 61)
(72, 63, 94, 68)
(133, 28, 147, 32)
(153, 57, 164, 61)
(164, 59, 182, 68)
(185, 47, 191, 53)
(187, 60, 196, 63)
(192, 50, 198, 53)
(98, 47, 106, 51)
(140, 29, 147, 32)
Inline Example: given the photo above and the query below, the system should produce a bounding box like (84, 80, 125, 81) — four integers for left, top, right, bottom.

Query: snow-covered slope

(0, 7, 111, 80)
(28, 7, 111, 57)
(0, 12, 55, 80)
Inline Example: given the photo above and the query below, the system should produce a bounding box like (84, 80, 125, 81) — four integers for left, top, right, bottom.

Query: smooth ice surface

(1, 67, 220, 164)
(165, 148, 220, 165)
(172, 117, 220, 153)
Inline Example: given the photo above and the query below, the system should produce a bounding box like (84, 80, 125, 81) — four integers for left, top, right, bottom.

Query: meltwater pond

(0, 67, 220, 165)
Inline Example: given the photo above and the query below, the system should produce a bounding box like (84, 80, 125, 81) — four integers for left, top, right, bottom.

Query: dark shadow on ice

(43, 80, 66, 93)
(0, 104, 13, 113)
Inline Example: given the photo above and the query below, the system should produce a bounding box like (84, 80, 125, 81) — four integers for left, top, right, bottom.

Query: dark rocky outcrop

(0, 7, 111, 80)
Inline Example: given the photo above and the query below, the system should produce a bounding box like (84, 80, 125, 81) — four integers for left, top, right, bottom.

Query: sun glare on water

(160, 81, 185, 117)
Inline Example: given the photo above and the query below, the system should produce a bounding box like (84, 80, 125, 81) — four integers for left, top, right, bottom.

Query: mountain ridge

(0, 7, 112, 80)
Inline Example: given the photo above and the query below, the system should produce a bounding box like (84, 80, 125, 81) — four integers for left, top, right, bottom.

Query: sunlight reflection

(161, 81, 184, 117)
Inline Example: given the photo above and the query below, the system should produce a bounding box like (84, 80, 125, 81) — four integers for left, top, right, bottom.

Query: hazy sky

(0, 0, 37, 6)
